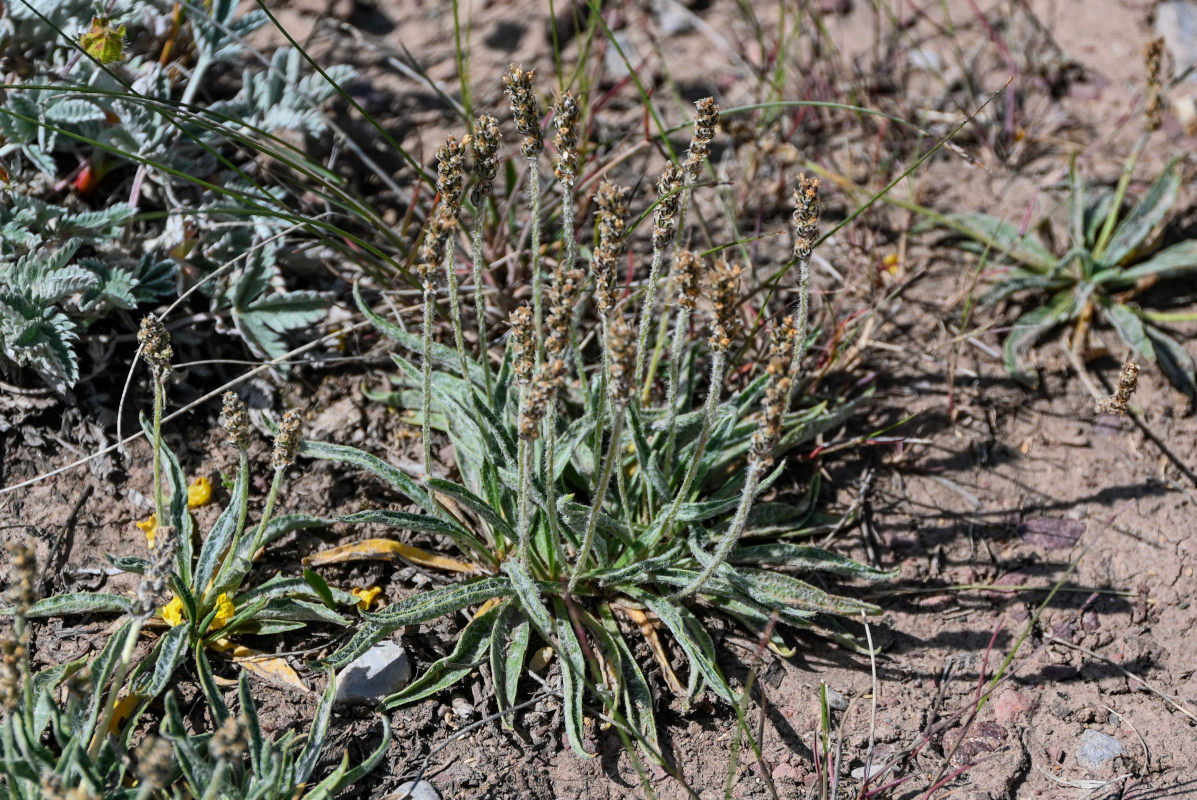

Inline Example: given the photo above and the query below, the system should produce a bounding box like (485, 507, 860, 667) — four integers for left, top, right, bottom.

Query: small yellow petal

(161, 596, 185, 627)
(136, 514, 158, 548)
(109, 694, 141, 734)
(210, 593, 236, 630)
(187, 476, 212, 508)
(351, 586, 383, 611)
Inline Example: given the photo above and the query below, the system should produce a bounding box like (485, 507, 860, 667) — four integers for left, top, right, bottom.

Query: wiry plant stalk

(635, 164, 683, 393)
(570, 315, 635, 592)
(786, 175, 820, 410)
(417, 209, 453, 476)
(436, 135, 472, 387)
(510, 305, 536, 565)
(138, 316, 172, 525)
(470, 116, 500, 400)
(504, 65, 545, 363)
(674, 317, 796, 599)
(663, 249, 703, 464)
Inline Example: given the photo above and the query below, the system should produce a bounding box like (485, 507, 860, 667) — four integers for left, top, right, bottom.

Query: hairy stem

(421, 283, 434, 475)
(569, 409, 624, 593)
(516, 389, 534, 568)
(662, 305, 691, 466)
(151, 379, 166, 525)
(633, 245, 667, 392)
(442, 233, 473, 386)
(471, 211, 493, 400)
(528, 162, 544, 365)
(671, 460, 764, 599)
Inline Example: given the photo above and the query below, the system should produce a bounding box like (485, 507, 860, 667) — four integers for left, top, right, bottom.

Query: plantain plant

(304, 82, 890, 760)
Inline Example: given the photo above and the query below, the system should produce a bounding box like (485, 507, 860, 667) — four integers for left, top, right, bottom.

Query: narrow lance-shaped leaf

(382, 604, 500, 708)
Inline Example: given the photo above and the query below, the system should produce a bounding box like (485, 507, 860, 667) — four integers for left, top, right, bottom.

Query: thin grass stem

(471, 213, 493, 399)
(442, 234, 473, 386)
(569, 410, 624, 593)
(421, 284, 434, 475)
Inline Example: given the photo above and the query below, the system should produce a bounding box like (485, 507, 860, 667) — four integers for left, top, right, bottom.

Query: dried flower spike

(1098, 360, 1140, 416)
(683, 97, 720, 181)
(520, 358, 567, 440)
(222, 391, 250, 450)
(708, 258, 743, 352)
(5, 542, 38, 616)
(272, 409, 303, 471)
(672, 249, 703, 311)
(606, 314, 636, 407)
(592, 180, 631, 315)
(553, 91, 580, 185)
(436, 134, 466, 211)
(210, 714, 248, 762)
(792, 175, 820, 263)
(545, 266, 583, 359)
(138, 315, 172, 377)
(470, 115, 500, 206)
(503, 65, 543, 159)
(135, 736, 174, 794)
(419, 206, 455, 284)
(136, 526, 177, 615)
(653, 164, 684, 251)
(0, 637, 26, 712)
(751, 317, 800, 468)
(510, 304, 535, 385)
(1144, 37, 1166, 133)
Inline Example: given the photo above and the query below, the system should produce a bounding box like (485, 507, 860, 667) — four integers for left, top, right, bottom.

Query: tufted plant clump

(305, 79, 889, 761)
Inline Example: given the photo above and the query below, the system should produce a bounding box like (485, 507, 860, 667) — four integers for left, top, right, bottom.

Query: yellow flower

(136, 514, 159, 547)
(161, 596, 185, 627)
(351, 586, 382, 611)
(109, 694, 141, 734)
(187, 476, 212, 508)
(210, 593, 236, 630)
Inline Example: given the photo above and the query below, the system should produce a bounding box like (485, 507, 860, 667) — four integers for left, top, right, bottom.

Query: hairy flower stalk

(570, 314, 635, 592)
(470, 116, 500, 399)
(651, 259, 741, 552)
(138, 315, 172, 527)
(253, 409, 302, 557)
(663, 249, 704, 464)
(674, 319, 798, 598)
(634, 164, 683, 392)
(510, 305, 536, 566)
(418, 208, 454, 475)
(787, 176, 819, 409)
(436, 135, 472, 387)
(503, 65, 546, 363)
(643, 98, 720, 398)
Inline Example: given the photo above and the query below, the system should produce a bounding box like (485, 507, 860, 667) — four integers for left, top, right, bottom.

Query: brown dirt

(3, 0, 1197, 798)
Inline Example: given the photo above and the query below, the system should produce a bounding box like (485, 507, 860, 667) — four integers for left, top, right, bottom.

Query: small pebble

(334, 641, 411, 705)
(451, 694, 476, 720)
(1075, 729, 1123, 770)
(390, 781, 440, 800)
(824, 687, 849, 711)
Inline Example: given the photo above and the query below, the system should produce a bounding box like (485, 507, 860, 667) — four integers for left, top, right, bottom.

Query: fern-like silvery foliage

(0, 246, 91, 391)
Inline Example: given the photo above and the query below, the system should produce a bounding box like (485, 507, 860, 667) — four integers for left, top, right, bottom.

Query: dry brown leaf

(306, 538, 474, 573)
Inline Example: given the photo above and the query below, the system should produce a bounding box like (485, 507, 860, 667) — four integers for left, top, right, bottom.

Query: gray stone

(824, 687, 849, 711)
(1075, 729, 1123, 770)
(1157, 2, 1197, 84)
(391, 781, 440, 800)
(333, 641, 411, 705)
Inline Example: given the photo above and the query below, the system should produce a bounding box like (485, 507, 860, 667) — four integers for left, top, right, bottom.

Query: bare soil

(3, 0, 1197, 798)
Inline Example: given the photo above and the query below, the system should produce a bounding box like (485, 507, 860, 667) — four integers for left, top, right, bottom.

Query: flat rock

(334, 641, 411, 705)
(1075, 729, 1123, 770)
(390, 781, 440, 800)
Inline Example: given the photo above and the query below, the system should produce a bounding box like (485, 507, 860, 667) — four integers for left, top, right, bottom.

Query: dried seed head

(0, 636, 26, 713)
(592, 180, 631, 315)
(653, 164, 684, 251)
(545, 266, 584, 358)
(222, 391, 250, 450)
(136, 526, 178, 616)
(509, 304, 535, 385)
(553, 91, 581, 185)
(683, 97, 720, 181)
(135, 736, 174, 794)
(519, 358, 567, 440)
(5, 542, 38, 616)
(606, 314, 636, 407)
(503, 65, 543, 159)
(272, 409, 303, 471)
(470, 115, 500, 206)
(419, 206, 455, 284)
(1097, 360, 1140, 416)
(708, 258, 743, 352)
(792, 175, 820, 263)
(138, 315, 172, 377)
(751, 318, 800, 468)
(672, 249, 703, 310)
(1144, 36, 1166, 133)
(436, 134, 467, 211)
(209, 714, 248, 762)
